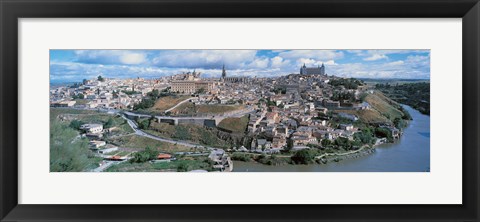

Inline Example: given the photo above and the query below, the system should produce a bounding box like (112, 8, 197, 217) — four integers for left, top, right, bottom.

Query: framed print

(1, 0, 479, 221)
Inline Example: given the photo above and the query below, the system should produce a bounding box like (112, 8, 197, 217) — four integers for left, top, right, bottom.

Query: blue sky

(50, 49, 430, 83)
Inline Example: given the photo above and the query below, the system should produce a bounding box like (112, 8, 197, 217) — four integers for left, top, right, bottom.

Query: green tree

(285, 139, 294, 151)
(103, 117, 114, 129)
(137, 119, 150, 130)
(375, 127, 393, 141)
(195, 88, 206, 94)
(354, 130, 374, 144)
(133, 97, 155, 110)
(291, 149, 316, 164)
(130, 146, 159, 163)
(321, 139, 332, 147)
(50, 121, 94, 172)
(147, 89, 160, 98)
(176, 162, 191, 172)
(393, 117, 407, 129)
(97, 75, 105, 82)
(334, 137, 352, 150)
(69, 119, 84, 130)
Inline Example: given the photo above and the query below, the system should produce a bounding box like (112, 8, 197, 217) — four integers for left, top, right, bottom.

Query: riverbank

(316, 146, 377, 164)
(229, 145, 377, 167)
(233, 105, 429, 172)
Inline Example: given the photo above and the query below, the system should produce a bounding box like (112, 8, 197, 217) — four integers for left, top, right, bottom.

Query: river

(233, 105, 430, 172)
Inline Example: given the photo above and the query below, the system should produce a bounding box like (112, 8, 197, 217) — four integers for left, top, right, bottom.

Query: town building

(80, 124, 103, 134)
(170, 80, 214, 94)
(221, 64, 249, 83)
(300, 63, 325, 75)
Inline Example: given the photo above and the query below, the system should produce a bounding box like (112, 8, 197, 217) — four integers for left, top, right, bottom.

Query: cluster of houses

(79, 122, 179, 163)
(78, 123, 120, 156)
(52, 65, 401, 162)
(208, 149, 233, 172)
(50, 77, 169, 110)
(218, 72, 403, 153)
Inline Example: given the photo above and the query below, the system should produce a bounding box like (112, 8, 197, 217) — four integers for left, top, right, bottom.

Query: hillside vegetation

(336, 109, 390, 124)
(376, 82, 430, 115)
(171, 103, 246, 116)
(336, 91, 410, 124)
(217, 115, 249, 133)
(364, 91, 404, 121)
(107, 134, 192, 153)
(148, 121, 230, 148)
(150, 95, 191, 112)
(196, 104, 245, 114)
(50, 119, 101, 172)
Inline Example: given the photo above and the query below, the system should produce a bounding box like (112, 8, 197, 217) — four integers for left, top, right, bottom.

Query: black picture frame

(1, 0, 479, 221)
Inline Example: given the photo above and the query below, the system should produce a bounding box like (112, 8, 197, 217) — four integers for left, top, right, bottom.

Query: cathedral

(300, 63, 325, 75)
(221, 64, 248, 83)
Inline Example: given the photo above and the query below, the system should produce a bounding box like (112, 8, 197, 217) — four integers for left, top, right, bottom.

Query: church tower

(221, 64, 227, 79)
(300, 63, 307, 75)
(320, 63, 325, 75)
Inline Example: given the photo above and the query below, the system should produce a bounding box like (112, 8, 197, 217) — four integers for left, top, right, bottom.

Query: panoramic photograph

(49, 49, 430, 172)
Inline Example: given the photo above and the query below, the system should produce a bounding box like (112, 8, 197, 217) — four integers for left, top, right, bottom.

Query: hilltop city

(50, 63, 416, 172)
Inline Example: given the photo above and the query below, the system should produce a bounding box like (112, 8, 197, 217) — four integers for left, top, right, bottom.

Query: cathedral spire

(222, 64, 227, 79)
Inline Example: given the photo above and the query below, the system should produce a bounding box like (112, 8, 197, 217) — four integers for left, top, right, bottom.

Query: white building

(80, 124, 103, 134)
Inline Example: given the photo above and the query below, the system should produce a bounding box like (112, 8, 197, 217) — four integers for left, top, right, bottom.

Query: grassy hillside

(51, 108, 133, 135)
(106, 156, 213, 172)
(150, 95, 191, 112)
(50, 120, 102, 172)
(336, 91, 408, 124)
(50, 108, 97, 121)
(336, 109, 390, 124)
(148, 122, 230, 148)
(171, 103, 246, 116)
(107, 134, 192, 153)
(217, 115, 249, 133)
(171, 102, 196, 115)
(364, 91, 404, 120)
(196, 104, 245, 114)
(376, 82, 430, 115)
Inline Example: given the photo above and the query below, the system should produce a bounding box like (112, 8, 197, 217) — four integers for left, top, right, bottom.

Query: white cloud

(51, 50, 430, 82)
(406, 55, 429, 64)
(119, 52, 147, 64)
(364, 54, 388, 61)
(327, 55, 429, 79)
(270, 56, 291, 68)
(386, 61, 405, 66)
(152, 50, 257, 69)
(351, 50, 430, 62)
(279, 50, 343, 60)
(75, 50, 147, 65)
(246, 57, 270, 69)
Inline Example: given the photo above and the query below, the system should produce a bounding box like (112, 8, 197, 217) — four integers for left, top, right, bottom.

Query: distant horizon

(50, 49, 430, 83)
